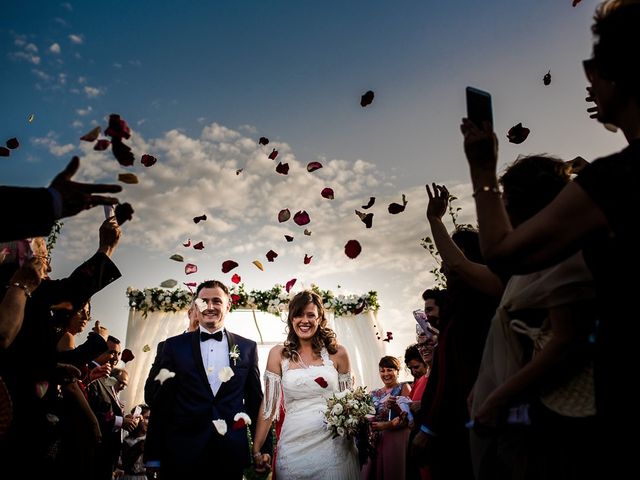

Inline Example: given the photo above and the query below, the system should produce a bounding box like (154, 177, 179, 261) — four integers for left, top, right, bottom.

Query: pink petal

(306, 161, 323, 172)
(183, 239, 191, 247)
(344, 240, 362, 259)
(231, 274, 241, 284)
(321, 187, 334, 200)
(293, 210, 310, 226)
(222, 260, 239, 273)
(185, 263, 198, 275)
(285, 278, 297, 293)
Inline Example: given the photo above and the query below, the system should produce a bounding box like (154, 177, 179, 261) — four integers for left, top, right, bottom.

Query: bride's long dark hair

(282, 290, 338, 359)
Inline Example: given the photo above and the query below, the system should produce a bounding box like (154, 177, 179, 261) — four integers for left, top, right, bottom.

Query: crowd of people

(1, 0, 638, 478)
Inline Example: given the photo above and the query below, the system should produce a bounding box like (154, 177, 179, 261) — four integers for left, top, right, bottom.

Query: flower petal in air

(253, 260, 264, 271)
(285, 278, 297, 293)
(388, 194, 408, 214)
(222, 260, 239, 273)
(275, 162, 289, 175)
(160, 279, 177, 288)
(543, 70, 551, 86)
(507, 123, 530, 144)
(111, 138, 134, 166)
(268, 148, 278, 160)
(344, 240, 362, 259)
(360, 90, 375, 107)
(314, 377, 328, 388)
(121, 348, 135, 363)
(266, 250, 278, 262)
(303, 229, 312, 236)
(94, 139, 111, 151)
(321, 187, 334, 199)
(155, 368, 175, 385)
(258, 137, 269, 146)
(6, 137, 19, 149)
(193, 214, 207, 223)
(218, 366, 235, 383)
(185, 263, 198, 275)
(284, 235, 294, 242)
(236, 168, 243, 175)
(231, 274, 241, 284)
(0, 147, 9, 156)
(118, 173, 139, 184)
(212, 419, 227, 435)
(278, 209, 291, 223)
(293, 210, 310, 226)
(193, 241, 204, 250)
(141, 154, 157, 167)
(231, 294, 241, 305)
(104, 114, 131, 140)
(355, 210, 373, 228)
(35, 381, 49, 398)
(80, 126, 101, 142)
(362, 197, 375, 209)
(307, 161, 323, 172)
(115, 203, 134, 225)
(304, 254, 312, 265)
(143, 344, 151, 353)
(183, 239, 191, 247)
(170, 254, 184, 262)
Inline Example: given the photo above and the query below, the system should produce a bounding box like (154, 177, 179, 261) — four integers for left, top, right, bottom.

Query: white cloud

(76, 106, 93, 116)
(25, 43, 38, 53)
(31, 132, 75, 157)
(113, 62, 122, 69)
(84, 86, 103, 98)
(10, 51, 41, 65)
(71, 120, 83, 128)
(49, 43, 61, 54)
(31, 69, 51, 81)
(78, 76, 86, 84)
(69, 34, 83, 44)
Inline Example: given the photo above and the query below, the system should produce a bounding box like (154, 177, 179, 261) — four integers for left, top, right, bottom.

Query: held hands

(49, 156, 122, 219)
(426, 183, 449, 222)
(123, 414, 140, 432)
(253, 452, 272, 474)
(460, 118, 498, 172)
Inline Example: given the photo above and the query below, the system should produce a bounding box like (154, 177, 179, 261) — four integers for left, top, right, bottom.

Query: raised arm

(426, 183, 503, 297)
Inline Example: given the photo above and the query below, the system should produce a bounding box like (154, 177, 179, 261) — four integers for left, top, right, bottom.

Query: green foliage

(46, 220, 63, 258)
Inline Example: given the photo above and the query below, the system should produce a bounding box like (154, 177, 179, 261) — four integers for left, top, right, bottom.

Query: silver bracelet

(472, 185, 501, 198)
(10, 282, 32, 298)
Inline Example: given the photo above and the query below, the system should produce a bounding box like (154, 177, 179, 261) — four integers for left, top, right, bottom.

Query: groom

(144, 280, 269, 479)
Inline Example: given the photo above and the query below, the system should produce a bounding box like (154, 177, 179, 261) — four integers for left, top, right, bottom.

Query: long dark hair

(282, 290, 338, 359)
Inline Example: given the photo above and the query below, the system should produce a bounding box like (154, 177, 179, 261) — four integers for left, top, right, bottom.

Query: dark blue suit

(145, 329, 264, 479)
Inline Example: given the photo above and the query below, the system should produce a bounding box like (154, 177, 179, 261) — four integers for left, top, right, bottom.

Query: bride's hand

(254, 453, 271, 473)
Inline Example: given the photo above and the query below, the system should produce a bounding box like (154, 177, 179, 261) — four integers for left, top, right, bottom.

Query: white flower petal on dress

(218, 366, 235, 383)
(234, 412, 252, 426)
(213, 419, 227, 435)
(155, 368, 176, 384)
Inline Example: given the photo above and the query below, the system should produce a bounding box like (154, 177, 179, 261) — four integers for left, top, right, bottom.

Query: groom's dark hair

(195, 280, 230, 298)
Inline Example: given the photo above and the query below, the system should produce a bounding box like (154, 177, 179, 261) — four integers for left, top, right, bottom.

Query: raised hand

(460, 118, 498, 172)
(49, 156, 122, 219)
(426, 183, 449, 222)
(98, 217, 122, 257)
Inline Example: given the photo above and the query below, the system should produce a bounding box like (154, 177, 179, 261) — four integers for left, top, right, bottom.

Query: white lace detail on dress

(262, 370, 282, 421)
(338, 373, 353, 391)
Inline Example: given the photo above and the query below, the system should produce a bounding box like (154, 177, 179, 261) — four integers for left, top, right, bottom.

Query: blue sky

(1, 1, 625, 367)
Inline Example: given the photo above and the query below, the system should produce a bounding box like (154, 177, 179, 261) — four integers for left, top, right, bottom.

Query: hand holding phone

(466, 86, 493, 128)
(413, 309, 431, 337)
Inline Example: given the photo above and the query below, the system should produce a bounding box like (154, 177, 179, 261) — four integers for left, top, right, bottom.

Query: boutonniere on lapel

(229, 344, 240, 366)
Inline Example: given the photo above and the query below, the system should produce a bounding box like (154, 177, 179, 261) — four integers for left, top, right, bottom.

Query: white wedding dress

(264, 347, 359, 480)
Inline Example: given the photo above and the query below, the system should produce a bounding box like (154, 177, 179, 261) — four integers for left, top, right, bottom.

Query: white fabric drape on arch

(120, 308, 386, 410)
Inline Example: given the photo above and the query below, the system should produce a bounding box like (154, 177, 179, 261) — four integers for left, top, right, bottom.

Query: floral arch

(120, 284, 387, 409)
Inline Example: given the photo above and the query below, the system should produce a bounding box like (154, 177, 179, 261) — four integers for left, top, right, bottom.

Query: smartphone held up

(466, 86, 493, 129)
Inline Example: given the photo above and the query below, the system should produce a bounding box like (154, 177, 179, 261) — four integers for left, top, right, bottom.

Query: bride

(252, 290, 360, 479)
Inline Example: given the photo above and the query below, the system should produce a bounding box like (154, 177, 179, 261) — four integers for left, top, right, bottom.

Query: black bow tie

(200, 330, 223, 342)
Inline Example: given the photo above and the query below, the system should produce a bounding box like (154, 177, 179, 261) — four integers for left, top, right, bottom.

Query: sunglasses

(582, 58, 599, 82)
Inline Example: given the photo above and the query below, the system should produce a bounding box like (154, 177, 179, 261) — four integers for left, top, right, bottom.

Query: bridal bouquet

(324, 386, 375, 439)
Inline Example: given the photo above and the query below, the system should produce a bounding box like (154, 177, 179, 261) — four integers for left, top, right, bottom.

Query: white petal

(212, 419, 227, 435)
(233, 411, 252, 426)
(218, 366, 235, 383)
(195, 298, 207, 312)
(155, 368, 176, 385)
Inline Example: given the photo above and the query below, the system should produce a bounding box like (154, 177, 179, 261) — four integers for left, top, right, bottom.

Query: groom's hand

(253, 453, 271, 473)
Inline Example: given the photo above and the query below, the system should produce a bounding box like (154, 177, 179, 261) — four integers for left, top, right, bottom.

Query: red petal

(185, 263, 198, 275)
(275, 162, 289, 175)
(115, 203, 134, 225)
(222, 260, 239, 273)
(231, 274, 241, 284)
(0, 147, 10, 156)
(266, 250, 278, 262)
(80, 126, 101, 142)
(231, 294, 241, 305)
(104, 114, 131, 140)
(284, 235, 294, 242)
(293, 210, 310, 226)
(183, 239, 191, 247)
(388, 194, 408, 214)
(507, 123, 530, 144)
(304, 254, 312, 265)
(321, 187, 334, 200)
(258, 137, 269, 146)
(306, 161, 323, 172)
(355, 210, 373, 228)
(344, 240, 362, 259)
(362, 197, 375, 209)
(268, 148, 278, 160)
(6, 137, 19, 149)
(94, 139, 111, 151)
(314, 376, 328, 388)
(278, 209, 291, 223)
(360, 90, 375, 107)
(193, 214, 207, 223)
(285, 278, 297, 293)
(121, 348, 135, 363)
(183, 281, 197, 292)
(193, 241, 205, 250)
(141, 154, 157, 167)
(111, 138, 134, 166)
(232, 418, 247, 430)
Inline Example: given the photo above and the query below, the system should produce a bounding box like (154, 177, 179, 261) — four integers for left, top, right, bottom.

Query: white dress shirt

(198, 325, 229, 396)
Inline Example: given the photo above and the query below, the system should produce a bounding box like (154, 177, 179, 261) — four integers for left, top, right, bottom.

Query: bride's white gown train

(274, 348, 359, 480)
